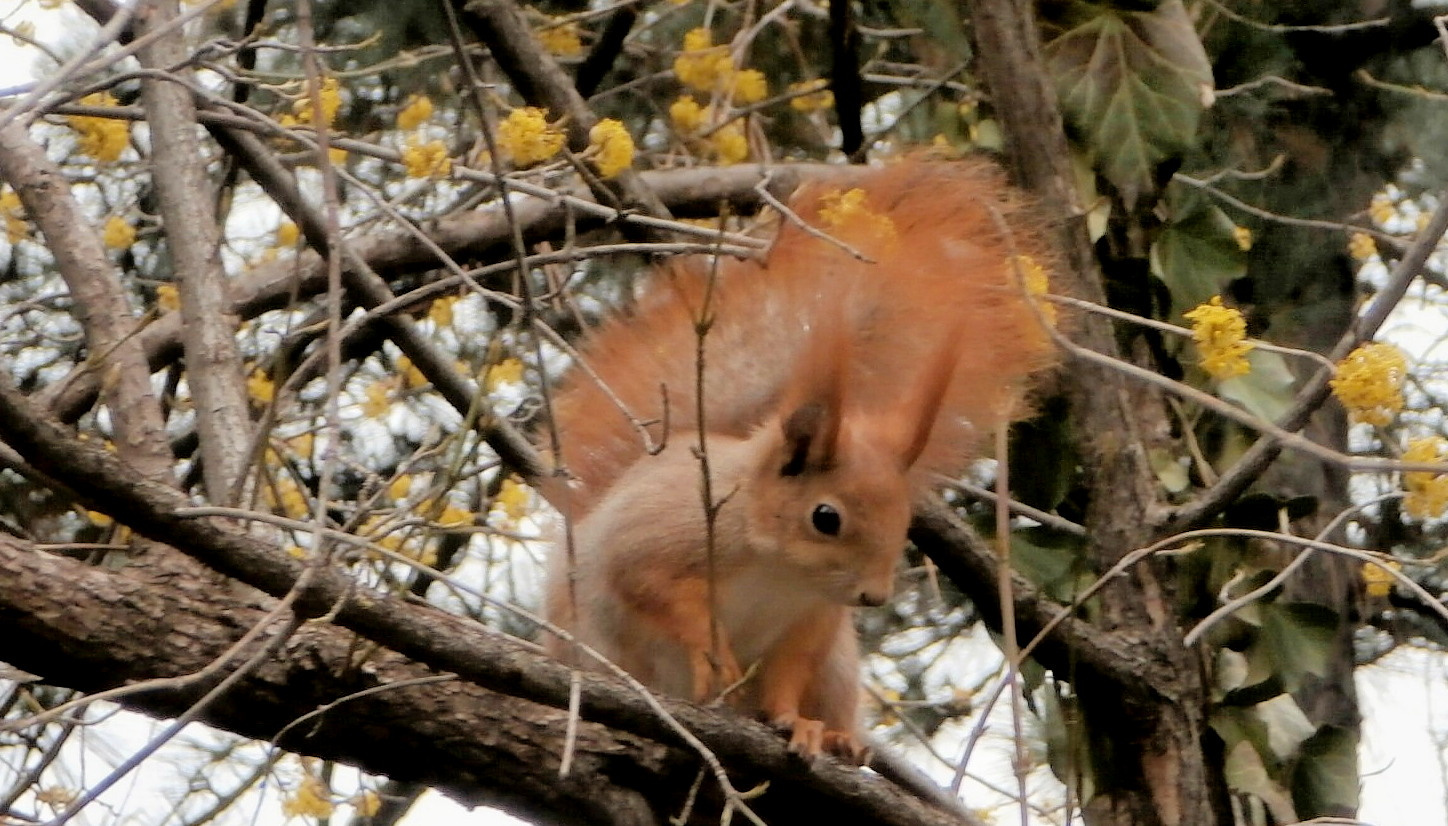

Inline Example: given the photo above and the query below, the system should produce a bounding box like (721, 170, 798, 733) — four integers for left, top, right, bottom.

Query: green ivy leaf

(1291, 725, 1360, 817)
(1218, 349, 1296, 423)
(1044, 0, 1213, 207)
(1244, 602, 1339, 694)
(1151, 191, 1246, 320)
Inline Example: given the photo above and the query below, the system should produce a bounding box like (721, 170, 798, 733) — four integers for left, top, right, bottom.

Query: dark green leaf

(1043, 0, 1213, 207)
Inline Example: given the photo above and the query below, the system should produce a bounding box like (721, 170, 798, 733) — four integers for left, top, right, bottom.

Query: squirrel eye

(811, 504, 842, 536)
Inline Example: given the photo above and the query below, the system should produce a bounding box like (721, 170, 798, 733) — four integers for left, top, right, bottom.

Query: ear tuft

(780, 402, 834, 476)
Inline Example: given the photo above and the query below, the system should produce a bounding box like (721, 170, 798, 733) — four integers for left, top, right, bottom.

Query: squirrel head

(741, 326, 960, 607)
(744, 402, 914, 607)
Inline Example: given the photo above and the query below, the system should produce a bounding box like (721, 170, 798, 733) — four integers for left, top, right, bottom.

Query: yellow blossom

(1233, 225, 1252, 251)
(402, 138, 452, 179)
(247, 368, 275, 404)
(67, 92, 129, 162)
(288, 76, 342, 127)
(537, 20, 583, 57)
(669, 96, 706, 134)
(281, 774, 334, 819)
(429, 295, 457, 327)
(1362, 558, 1401, 597)
(286, 544, 307, 559)
(361, 379, 394, 418)
(156, 283, 180, 312)
(276, 221, 299, 247)
(1183, 296, 1253, 381)
(788, 80, 834, 112)
(1348, 232, 1376, 261)
(710, 122, 748, 165)
(497, 107, 564, 167)
(587, 119, 634, 179)
(674, 28, 733, 93)
(434, 503, 473, 528)
(287, 432, 314, 458)
(350, 791, 382, 818)
(1330, 341, 1406, 426)
(396, 355, 427, 388)
(87, 510, 112, 527)
(731, 69, 768, 104)
(328, 146, 347, 166)
(0, 189, 25, 243)
(102, 215, 134, 250)
(1012, 255, 1056, 327)
(484, 357, 525, 391)
(492, 477, 532, 521)
(395, 94, 433, 131)
(266, 478, 309, 519)
(388, 475, 412, 501)
(1402, 436, 1448, 519)
(1369, 193, 1394, 225)
(818, 187, 897, 241)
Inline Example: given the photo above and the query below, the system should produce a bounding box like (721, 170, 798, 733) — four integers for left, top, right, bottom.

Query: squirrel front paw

(768, 712, 870, 765)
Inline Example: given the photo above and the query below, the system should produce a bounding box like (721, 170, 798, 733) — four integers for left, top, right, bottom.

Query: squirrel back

(545, 158, 1059, 514)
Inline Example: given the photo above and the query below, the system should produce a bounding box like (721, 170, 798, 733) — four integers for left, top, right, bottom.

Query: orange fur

(543, 158, 1059, 761)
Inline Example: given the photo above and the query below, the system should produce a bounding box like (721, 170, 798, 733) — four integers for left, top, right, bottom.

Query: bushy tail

(545, 158, 1060, 513)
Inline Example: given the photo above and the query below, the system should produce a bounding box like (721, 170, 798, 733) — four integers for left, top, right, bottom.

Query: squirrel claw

(823, 730, 870, 766)
(769, 712, 826, 759)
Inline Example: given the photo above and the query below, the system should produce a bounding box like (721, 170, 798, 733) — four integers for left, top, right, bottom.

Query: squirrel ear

(892, 324, 967, 469)
(779, 400, 840, 476)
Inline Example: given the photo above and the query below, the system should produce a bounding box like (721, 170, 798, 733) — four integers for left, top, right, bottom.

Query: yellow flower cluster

(277, 221, 299, 247)
(102, 215, 134, 249)
(156, 283, 180, 312)
(281, 774, 334, 819)
(731, 69, 768, 105)
(484, 356, 525, 391)
(674, 28, 770, 104)
(497, 107, 564, 167)
(247, 367, 275, 404)
(67, 92, 129, 162)
(1183, 296, 1253, 381)
(537, 19, 583, 57)
(1361, 557, 1401, 597)
(587, 119, 634, 179)
(361, 379, 394, 418)
(429, 295, 458, 327)
(402, 139, 451, 179)
(711, 122, 748, 165)
(1012, 254, 1056, 327)
(281, 76, 342, 128)
(1233, 225, 1252, 252)
(674, 28, 733, 92)
(1330, 341, 1406, 426)
(396, 354, 427, 388)
(1402, 436, 1448, 519)
(818, 187, 897, 241)
(492, 477, 533, 523)
(1369, 193, 1395, 225)
(0, 189, 27, 243)
(395, 94, 433, 131)
(788, 80, 834, 112)
(670, 96, 706, 133)
(1348, 232, 1376, 261)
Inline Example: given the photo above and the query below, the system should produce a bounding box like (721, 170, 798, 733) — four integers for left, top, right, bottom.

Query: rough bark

(965, 0, 1225, 823)
(0, 381, 966, 826)
(137, 0, 254, 503)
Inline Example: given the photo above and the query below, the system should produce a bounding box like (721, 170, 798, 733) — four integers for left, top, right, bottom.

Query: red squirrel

(542, 158, 1058, 761)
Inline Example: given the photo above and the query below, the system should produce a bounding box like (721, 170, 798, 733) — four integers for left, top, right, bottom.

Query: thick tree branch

(137, 0, 253, 503)
(0, 380, 964, 826)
